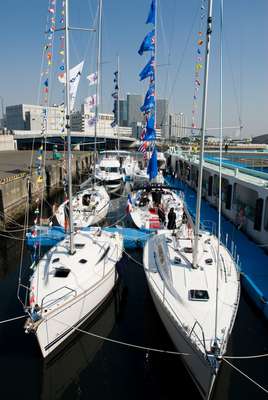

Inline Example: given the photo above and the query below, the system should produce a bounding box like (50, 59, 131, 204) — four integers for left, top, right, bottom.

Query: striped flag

(138, 141, 148, 159)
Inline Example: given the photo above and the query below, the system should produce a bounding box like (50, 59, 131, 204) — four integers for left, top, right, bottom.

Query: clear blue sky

(0, 0, 268, 137)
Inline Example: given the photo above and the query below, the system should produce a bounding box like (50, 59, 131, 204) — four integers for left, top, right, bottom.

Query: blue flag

(140, 95, 155, 113)
(143, 129, 156, 141)
(140, 84, 155, 112)
(138, 29, 155, 55)
(146, 0, 156, 25)
(143, 113, 156, 140)
(147, 147, 158, 180)
(139, 56, 155, 81)
(146, 112, 155, 130)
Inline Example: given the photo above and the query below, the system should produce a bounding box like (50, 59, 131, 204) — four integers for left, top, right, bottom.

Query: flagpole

(93, 0, 102, 189)
(117, 54, 120, 157)
(65, 0, 75, 254)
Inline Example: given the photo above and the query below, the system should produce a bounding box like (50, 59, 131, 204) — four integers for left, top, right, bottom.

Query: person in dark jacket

(158, 204, 166, 226)
(167, 207, 176, 230)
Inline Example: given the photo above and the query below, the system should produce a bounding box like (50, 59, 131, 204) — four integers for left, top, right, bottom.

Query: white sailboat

(22, 0, 123, 358)
(55, 0, 109, 229)
(143, 0, 240, 398)
(129, 184, 184, 231)
(54, 185, 110, 228)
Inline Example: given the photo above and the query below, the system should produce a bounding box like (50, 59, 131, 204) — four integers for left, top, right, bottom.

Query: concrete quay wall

(0, 151, 93, 228)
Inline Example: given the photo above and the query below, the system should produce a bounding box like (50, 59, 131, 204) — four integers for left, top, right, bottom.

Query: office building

(169, 112, 186, 140)
(70, 104, 132, 137)
(6, 104, 63, 132)
(119, 100, 127, 126)
(127, 94, 143, 126)
(156, 99, 169, 138)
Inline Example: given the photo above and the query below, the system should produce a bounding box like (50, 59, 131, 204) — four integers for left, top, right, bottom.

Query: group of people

(157, 205, 176, 230)
(137, 189, 177, 230)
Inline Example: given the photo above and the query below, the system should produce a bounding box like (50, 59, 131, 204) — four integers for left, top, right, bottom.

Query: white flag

(85, 94, 97, 108)
(58, 61, 84, 111)
(86, 71, 98, 85)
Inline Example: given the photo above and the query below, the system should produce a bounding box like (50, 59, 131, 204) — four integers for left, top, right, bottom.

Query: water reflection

(41, 284, 127, 400)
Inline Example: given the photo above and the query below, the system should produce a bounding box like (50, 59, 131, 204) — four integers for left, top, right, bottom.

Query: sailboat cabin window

(54, 267, 70, 278)
(75, 243, 85, 249)
(189, 290, 209, 301)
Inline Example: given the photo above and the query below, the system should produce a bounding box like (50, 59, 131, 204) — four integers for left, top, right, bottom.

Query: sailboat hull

(146, 277, 216, 399)
(35, 266, 117, 358)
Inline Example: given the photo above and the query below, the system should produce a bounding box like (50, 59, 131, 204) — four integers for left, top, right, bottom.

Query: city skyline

(0, 0, 268, 138)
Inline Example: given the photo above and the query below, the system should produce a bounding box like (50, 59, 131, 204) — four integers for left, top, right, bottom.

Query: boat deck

(145, 227, 239, 354)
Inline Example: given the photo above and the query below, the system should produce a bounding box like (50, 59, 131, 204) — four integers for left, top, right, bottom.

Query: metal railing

(40, 286, 77, 312)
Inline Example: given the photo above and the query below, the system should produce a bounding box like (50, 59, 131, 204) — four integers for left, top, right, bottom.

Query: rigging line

(1, 226, 27, 233)
(224, 353, 268, 360)
(86, 0, 95, 22)
(224, 35, 242, 128)
(168, 0, 177, 67)
(123, 249, 144, 268)
(158, 0, 169, 99)
(17, 189, 30, 307)
(103, 213, 127, 228)
(37, 0, 51, 105)
(0, 232, 26, 241)
(54, 317, 191, 356)
(168, 3, 200, 103)
(222, 357, 268, 395)
(47, 0, 57, 107)
(0, 315, 27, 325)
(0, 212, 23, 227)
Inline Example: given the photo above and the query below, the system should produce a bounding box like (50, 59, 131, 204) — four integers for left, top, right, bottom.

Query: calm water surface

(0, 188, 267, 400)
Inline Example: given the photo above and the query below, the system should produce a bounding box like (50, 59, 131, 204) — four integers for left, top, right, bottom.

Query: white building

(70, 105, 133, 137)
(169, 113, 187, 139)
(6, 104, 63, 132)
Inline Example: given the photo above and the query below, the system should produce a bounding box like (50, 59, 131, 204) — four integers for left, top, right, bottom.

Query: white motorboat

(122, 156, 139, 181)
(133, 167, 164, 187)
(95, 157, 123, 193)
(157, 151, 166, 170)
(55, 185, 110, 228)
(25, 228, 123, 358)
(129, 185, 184, 231)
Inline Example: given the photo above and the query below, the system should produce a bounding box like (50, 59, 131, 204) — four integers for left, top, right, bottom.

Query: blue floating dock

(165, 176, 268, 319)
(26, 226, 66, 248)
(103, 227, 151, 249)
(26, 225, 151, 250)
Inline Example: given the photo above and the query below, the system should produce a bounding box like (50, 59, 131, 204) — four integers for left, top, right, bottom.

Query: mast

(117, 55, 120, 157)
(93, 0, 102, 188)
(154, 0, 157, 141)
(65, 0, 75, 254)
(214, 0, 223, 346)
(192, 0, 213, 268)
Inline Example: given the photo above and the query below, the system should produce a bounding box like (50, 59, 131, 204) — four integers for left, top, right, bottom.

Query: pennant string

(191, 0, 207, 132)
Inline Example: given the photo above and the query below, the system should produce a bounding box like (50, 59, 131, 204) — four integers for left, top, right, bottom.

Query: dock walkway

(166, 176, 268, 319)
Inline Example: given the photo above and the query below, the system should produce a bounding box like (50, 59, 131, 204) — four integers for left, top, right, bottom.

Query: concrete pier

(0, 150, 93, 228)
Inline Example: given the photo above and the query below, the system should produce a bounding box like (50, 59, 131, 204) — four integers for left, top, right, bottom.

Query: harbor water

(0, 185, 267, 400)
